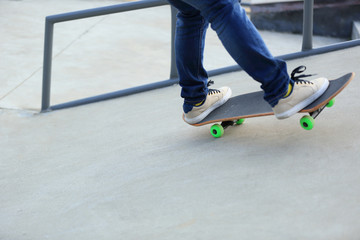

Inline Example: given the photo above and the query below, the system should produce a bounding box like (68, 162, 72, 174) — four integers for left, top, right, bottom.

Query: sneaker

(184, 87, 232, 124)
(273, 77, 329, 119)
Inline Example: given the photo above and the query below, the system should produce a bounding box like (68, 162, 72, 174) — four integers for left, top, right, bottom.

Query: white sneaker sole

(275, 79, 329, 119)
(184, 88, 232, 124)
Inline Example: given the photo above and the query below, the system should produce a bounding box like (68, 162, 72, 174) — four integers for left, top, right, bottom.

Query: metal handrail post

(302, 0, 314, 51)
(170, 6, 178, 79)
(41, 20, 54, 112)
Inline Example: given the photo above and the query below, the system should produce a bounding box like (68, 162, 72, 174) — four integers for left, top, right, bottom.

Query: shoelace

(291, 65, 315, 85)
(207, 80, 221, 95)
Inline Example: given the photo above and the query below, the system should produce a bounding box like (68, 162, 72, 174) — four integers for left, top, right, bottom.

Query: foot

(273, 77, 329, 119)
(184, 87, 232, 124)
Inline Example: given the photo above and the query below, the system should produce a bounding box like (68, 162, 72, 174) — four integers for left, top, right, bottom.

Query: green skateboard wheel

(326, 98, 335, 108)
(210, 124, 224, 138)
(300, 115, 315, 130)
(235, 119, 245, 125)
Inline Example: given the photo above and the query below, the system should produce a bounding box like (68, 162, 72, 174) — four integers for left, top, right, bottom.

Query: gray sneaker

(273, 77, 329, 119)
(184, 87, 232, 124)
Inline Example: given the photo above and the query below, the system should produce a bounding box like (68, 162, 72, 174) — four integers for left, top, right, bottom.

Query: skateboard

(185, 72, 355, 138)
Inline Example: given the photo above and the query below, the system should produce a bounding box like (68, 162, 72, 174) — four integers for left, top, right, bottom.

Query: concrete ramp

(1, 46, 360, 240)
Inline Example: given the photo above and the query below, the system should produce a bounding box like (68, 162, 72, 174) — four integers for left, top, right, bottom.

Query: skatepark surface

(1, 1, 360, 239)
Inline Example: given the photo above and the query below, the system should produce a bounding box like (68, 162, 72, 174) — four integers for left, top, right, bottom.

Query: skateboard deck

(186, 72, 355, 137)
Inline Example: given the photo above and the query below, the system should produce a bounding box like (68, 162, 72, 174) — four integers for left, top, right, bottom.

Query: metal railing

(41, 0, 360, 112)
(41, 0, 170, 111)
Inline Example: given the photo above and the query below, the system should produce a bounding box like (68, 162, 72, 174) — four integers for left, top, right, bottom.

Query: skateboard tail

(300, 72, 355, 113)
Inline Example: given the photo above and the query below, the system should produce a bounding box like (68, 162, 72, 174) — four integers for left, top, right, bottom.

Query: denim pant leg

(168, 0, 210, 112)
(169, 0, 291, 107)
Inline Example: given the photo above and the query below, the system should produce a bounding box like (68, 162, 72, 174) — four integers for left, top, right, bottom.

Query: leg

(168, 0, 210, 113)
(169, 0, 329, 123)
(175, 0, 291, 107)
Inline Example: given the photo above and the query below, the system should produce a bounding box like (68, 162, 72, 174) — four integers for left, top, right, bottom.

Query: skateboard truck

(300, 98, 335, 130)
(211, 119, 245, 138)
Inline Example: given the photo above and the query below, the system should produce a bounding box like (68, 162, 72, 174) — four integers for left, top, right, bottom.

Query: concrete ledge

(250, 0, 360, 38)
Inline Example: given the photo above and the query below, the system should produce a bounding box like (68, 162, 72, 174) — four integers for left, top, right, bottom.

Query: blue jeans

(167, 0, 292, 112)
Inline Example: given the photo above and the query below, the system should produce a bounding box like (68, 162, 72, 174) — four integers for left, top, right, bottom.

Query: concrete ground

(1, 0, 360, 240)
